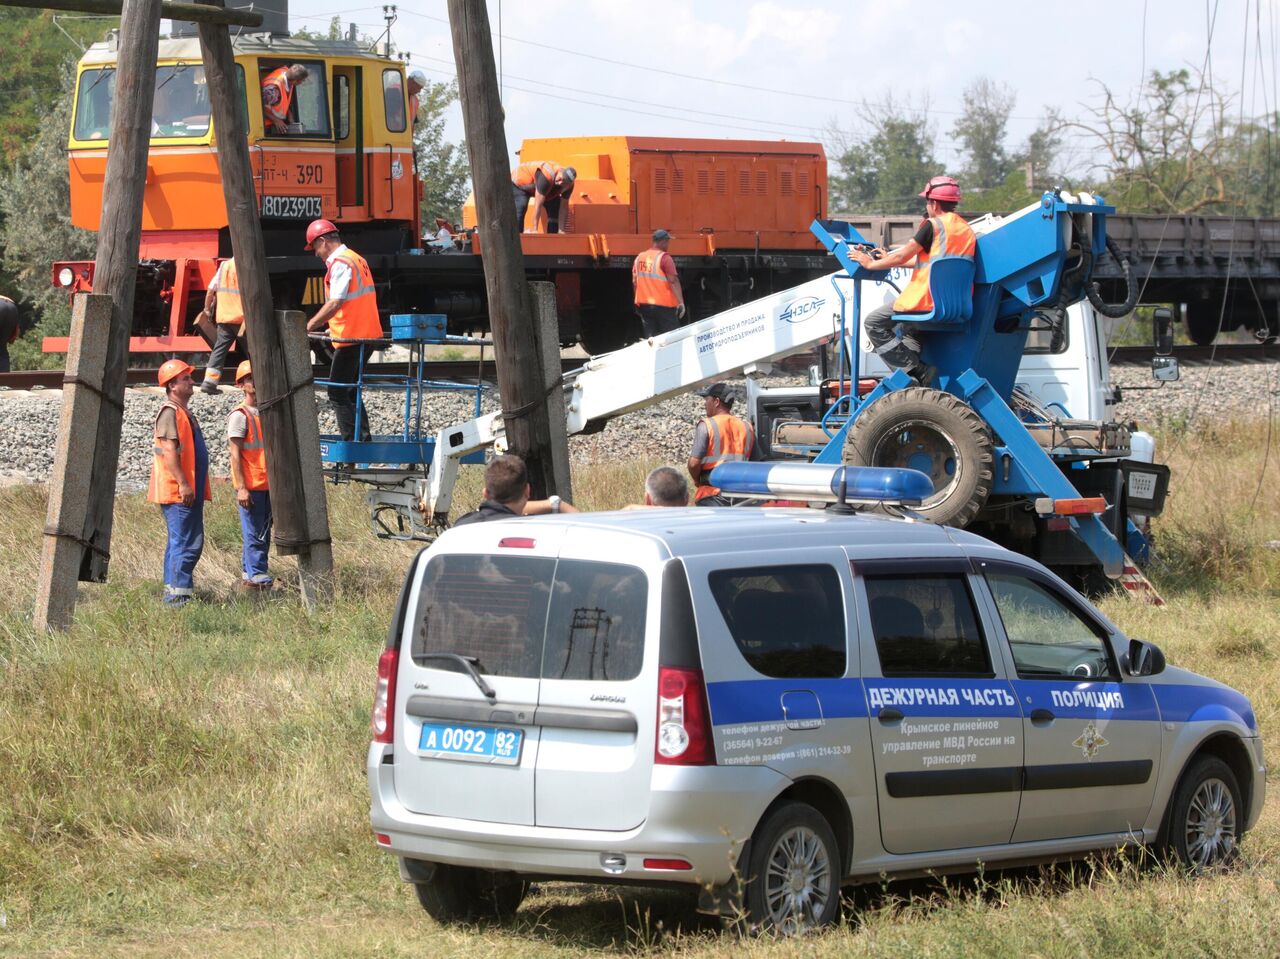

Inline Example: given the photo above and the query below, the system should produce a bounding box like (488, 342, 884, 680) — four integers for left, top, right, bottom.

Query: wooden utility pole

(196, 3, 332, 594)
(447, 0, 564, 498)
(35, 0, 162, 631)
(0, 0, 261, 22)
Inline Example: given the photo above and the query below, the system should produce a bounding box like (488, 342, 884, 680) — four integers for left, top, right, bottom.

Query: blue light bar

(708, 462, 934, 505)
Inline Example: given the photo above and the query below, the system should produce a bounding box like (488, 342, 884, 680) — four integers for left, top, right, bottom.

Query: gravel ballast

(0, 362, 1274, 488)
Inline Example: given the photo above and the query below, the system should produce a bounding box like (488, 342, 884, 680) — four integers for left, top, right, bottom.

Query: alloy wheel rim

(1185, 776, 1237, 869)
(763, 825, 832, 933)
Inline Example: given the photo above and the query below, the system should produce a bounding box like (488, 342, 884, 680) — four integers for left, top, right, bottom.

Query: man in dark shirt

(453, 454, 579, 526)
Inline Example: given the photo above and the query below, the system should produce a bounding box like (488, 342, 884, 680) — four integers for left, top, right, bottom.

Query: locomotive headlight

(57, 267, 75, 288)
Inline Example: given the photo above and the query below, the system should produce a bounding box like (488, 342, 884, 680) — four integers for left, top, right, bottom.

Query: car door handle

(878, 707, 904, 724)
(1030, 708, 1055, 725)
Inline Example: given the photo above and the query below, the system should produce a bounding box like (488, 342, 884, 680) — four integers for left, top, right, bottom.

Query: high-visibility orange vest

(325, 247, 382, 346)
(231, 403, 269, 492)
(512, 161, 560, 193)
(261, 67, 293, 124)
(632, 248, 678, 308)
(214, 258, 244, 326)
(893, 211, 976, 314)
(694, 413, 755, 501)
(147, 401, 212, 505)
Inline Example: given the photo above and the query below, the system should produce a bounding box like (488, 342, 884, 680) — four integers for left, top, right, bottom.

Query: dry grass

(0, 425, 1277, 957)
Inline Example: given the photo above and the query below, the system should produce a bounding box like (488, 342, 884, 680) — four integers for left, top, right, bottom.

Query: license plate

(418, 721, 524, 766)
(261, 195, 323, 219)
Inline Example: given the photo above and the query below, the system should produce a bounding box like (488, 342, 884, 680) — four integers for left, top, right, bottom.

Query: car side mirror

(1153, 306, 1175, 355)
(1127, 638, 1166, 677)
(1151, 356, 1180, 382)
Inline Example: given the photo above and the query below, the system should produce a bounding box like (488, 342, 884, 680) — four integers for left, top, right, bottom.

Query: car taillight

(372, 648, 399, 744)
(655, 666, 715, 765)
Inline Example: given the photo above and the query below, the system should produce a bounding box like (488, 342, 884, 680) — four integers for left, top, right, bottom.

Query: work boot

(200, 378, 220, 395)
(910, 363, 937, 388)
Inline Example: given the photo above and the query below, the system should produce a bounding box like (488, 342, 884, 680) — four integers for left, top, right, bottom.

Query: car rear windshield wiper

(419, 652, 497, 701)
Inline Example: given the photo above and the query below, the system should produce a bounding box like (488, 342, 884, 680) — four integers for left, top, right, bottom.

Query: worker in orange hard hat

(147, 358, 210, 607)
(261, 63, 309, 134)
(848, 175, 975, 386)
(304, 218, 382, 443)
(228, 361, 272, 589)
(511, 160, 576, 234)
(197, 255, 246, 395)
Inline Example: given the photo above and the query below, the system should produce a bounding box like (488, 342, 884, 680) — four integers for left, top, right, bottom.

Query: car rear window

(708, 564, 846, 678)
(411, 554, 648, 681)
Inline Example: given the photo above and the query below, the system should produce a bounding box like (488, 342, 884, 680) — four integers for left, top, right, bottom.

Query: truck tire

(843, 387, 994, 528)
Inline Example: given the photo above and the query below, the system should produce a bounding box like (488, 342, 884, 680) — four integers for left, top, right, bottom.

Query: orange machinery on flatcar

(49, 30, 831, 356)
(49, 32, 419, 353)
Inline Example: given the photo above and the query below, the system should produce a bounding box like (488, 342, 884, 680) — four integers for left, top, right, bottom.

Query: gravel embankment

(0, 363, 1274, 488)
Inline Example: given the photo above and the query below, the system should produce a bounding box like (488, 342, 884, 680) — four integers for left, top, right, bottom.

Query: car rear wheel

(741, 801, 841, 935)
(410, 861, 528, 923)
(1164, 755, 1242, 871)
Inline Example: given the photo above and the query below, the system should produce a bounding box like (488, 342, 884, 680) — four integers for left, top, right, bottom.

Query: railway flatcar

(49, 29, 833, 356)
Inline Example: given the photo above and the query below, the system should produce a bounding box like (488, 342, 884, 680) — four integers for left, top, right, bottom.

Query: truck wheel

(741, 802, 841, 935)
(1185, 301, 1221, 346)
(1162, 756, 1242, 872)
(843, 387, 994, 527)
(411, 862, 528, 923)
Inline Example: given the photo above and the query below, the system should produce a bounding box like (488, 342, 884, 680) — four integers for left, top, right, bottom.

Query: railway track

(0, 343, 1273, 392)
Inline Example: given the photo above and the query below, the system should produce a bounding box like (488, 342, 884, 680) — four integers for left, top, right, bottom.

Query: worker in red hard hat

(228, 360, 272, 589)
(848, 175, 976, 386)
(304, 218, 382, 443)
(147, 358, 210, 607)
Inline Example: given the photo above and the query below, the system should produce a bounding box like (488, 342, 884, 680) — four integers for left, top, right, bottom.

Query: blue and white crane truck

(332, 191, 1171, 596)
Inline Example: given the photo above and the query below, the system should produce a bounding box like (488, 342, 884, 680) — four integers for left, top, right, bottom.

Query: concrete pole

(528, 281, 572, 502)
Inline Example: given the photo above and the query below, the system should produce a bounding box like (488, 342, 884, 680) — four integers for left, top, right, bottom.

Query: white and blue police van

(367, 464, 1263, 935)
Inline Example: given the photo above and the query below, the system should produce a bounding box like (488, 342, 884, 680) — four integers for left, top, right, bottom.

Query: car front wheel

(741, 801, 841, 935)
(1165, 755, 1242, 871)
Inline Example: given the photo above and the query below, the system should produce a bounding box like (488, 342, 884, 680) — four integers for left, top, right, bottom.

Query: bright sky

(288, 0, 1275, 171)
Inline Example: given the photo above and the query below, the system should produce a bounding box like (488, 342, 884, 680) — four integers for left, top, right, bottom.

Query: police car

(367, 464, 1264, 935)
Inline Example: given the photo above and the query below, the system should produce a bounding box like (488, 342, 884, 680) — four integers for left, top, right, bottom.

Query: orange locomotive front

(50, 30, 831, 357)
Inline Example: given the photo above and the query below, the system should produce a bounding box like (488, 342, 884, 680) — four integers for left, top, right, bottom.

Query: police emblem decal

(1073, 722, 1109, 760)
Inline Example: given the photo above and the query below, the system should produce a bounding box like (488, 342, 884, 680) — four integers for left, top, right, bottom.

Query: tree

(827, 96, 938, 214)
(952, 77, 1016, 191)
(1066, 67, 1241, 215)
(413, 78, 470, 226)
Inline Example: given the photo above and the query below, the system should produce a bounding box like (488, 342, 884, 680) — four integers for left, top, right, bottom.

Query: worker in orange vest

(261, 64, 309, 134)
(228, 361, 273, 589)
(687, 382, 759, 506)
(198, 256, 246, 394)
(511, 160, 576, 234)
(632, 228, 687, 338)
(147, 359, 211, 606)
(304, 219, 382, 442)
(407, 71, 426, 129)
(850, 175, 976, 386)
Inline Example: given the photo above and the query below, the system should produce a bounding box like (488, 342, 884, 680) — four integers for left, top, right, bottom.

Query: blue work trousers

(238, 489, 272, 581)
(161, 500, 205, 599)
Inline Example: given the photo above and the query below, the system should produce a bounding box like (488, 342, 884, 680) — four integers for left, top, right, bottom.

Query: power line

(398, 6, 1050, 121)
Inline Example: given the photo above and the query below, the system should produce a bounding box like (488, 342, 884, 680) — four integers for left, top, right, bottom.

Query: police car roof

(449, 507, 994, 560)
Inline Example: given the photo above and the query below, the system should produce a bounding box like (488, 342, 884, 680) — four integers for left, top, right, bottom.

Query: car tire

(741, 801, 841, 935)
(1163, 755, 1242, 871)
(843, 387, 994, 528)
(411, 862, 528, 923)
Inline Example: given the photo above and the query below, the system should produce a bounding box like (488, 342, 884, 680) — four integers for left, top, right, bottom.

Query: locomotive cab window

(73, 68, 116, 140)
(382, 69, 407, 133)
(150, 64, 211, 139)
(258, 60, 330, 137)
